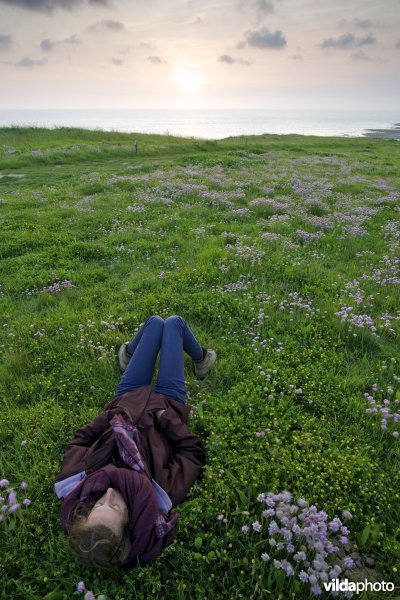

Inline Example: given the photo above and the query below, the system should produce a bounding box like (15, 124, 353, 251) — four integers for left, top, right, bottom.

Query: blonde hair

(67, 499, 131, 569)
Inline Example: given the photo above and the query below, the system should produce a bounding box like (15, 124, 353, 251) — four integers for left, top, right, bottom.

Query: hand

(154, 409, 166, 420)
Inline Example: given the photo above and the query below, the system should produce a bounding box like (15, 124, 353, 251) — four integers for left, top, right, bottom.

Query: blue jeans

(114, 315, 204, 403)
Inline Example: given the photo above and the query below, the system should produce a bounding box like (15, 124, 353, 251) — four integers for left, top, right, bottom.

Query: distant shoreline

(362, 123, 400, 140)
(0, 108, 398, 140)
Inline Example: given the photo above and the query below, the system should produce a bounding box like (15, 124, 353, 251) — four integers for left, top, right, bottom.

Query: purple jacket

(56, 386, 205, 566)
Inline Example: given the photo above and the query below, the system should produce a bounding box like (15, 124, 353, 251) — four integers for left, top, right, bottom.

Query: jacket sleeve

(66, 412, 114, 448)
(155, 407, 205, 506)
(55, 410, 118, 482)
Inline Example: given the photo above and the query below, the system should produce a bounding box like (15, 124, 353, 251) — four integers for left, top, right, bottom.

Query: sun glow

(174, 64, 201, 93)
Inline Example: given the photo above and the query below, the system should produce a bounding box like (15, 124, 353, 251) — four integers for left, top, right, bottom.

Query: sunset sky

(0, 0, 399, 110)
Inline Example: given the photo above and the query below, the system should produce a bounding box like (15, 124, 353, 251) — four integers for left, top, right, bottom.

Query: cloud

(237, 0, 275, 15)
(0, 0, 112, 13)
(255, 0, 274, 13)
(320, 32, 376, 49)
(111, 57, 123, 65)
(88, 19, 125, 32)
(351, 51, 373, 61)
(353, 19, 374, 29)
(41, 38, 55, 51)
(218, 54, 252, 66)
(15, 57, 46, 67)
(147, 55, 167, 65)
(41, 34, 81, 51)
(238, 27, 287, 50)
(0, 34, 12, 51)
(396, 39, 400, 49)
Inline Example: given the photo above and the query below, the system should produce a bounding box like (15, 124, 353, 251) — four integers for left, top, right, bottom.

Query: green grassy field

(0, 126, 399, 600)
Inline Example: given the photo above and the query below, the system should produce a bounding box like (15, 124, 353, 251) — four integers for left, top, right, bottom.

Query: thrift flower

(261, 552, 270, 562)
(22, 499, 31, 506)
(0, 479, 9, 488)
(252, 521, 262, 532)
(328, 517, 342, 532)
(84, 592, 96, 600)
(294, 551, 307, 562)
(343, 556, 355, 569)
(8, 491, 17, 505)
(21, 440, 27, 446)
(269, 538, 277, 547)
(342, 510, 353, 520)
(281, 559, 294, 576)
(268, 520, 280, 535)
(20, 482, 28, 490)
(241, 525, 249, 533)
(310, 584, 322, 596)
(8, 503, 20, 514)
(76, 582, 85, 593)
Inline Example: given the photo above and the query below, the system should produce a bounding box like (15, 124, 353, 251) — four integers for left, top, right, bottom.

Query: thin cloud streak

(40, 34, 81, 51)
(15, 56, 46, 67)
(0, 0, 112, 13)
(320, 33, 377, 50)
(255, 0, 275, 13)
(0, 34, 12, 50)
(218, 54, 252, 66)
(88, 19, 125, 32)
(147, 55, 167, 65)
(350, 51, 373, 61)
(238, 27, 287, 50)
(353, 19, 374, 29)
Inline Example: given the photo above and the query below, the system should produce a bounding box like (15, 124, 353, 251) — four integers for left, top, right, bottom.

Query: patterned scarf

(110, 414, 175, 539)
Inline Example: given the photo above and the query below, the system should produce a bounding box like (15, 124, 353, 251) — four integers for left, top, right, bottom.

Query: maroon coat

(55, 385, 205, 507)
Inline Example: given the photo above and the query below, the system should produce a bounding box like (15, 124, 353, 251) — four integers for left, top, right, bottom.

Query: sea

(0, 108, 399, 140)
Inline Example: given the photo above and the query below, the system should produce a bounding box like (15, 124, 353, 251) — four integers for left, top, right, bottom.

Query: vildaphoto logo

(323, 579, 395, 594)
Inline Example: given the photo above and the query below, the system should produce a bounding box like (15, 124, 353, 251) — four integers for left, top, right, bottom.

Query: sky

(0, 0, 399, 110)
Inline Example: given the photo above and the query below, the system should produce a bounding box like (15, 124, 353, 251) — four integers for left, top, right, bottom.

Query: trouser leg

(114, 315, 164, 399)
(154, 315, 203, 403)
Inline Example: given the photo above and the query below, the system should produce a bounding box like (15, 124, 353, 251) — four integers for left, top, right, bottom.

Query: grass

(0, 126, 399, 600)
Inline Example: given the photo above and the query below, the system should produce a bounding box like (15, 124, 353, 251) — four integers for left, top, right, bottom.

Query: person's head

(68, 487, 131, 569)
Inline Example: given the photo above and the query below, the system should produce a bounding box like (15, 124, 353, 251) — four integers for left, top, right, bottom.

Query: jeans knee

(164, 315, 185, 329)
(146, 315, 164, 330)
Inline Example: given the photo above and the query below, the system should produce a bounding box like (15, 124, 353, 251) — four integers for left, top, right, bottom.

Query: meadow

(0, 126, 399, 600)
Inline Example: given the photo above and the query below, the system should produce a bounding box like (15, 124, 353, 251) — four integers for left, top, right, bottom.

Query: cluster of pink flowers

(0, 479, 31, 523)
(240, 491, 355, 597)
(364, 382, 399, 436)
(296, 229, 326, 243)
(76, 581, 106, 600)
(42, 278, 76, 294)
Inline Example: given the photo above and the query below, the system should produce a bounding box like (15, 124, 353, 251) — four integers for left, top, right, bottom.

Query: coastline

(0, 109, 399, 141)
(362, 123, 400, 140)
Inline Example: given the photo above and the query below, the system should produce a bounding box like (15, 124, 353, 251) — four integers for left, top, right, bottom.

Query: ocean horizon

(0, 108, 399, 140)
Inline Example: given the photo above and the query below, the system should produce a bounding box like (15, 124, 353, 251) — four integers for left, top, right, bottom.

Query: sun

(174, 64, 201, 93)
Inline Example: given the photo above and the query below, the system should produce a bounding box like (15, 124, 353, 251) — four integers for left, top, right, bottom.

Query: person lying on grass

(54, 315, 217, 569)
